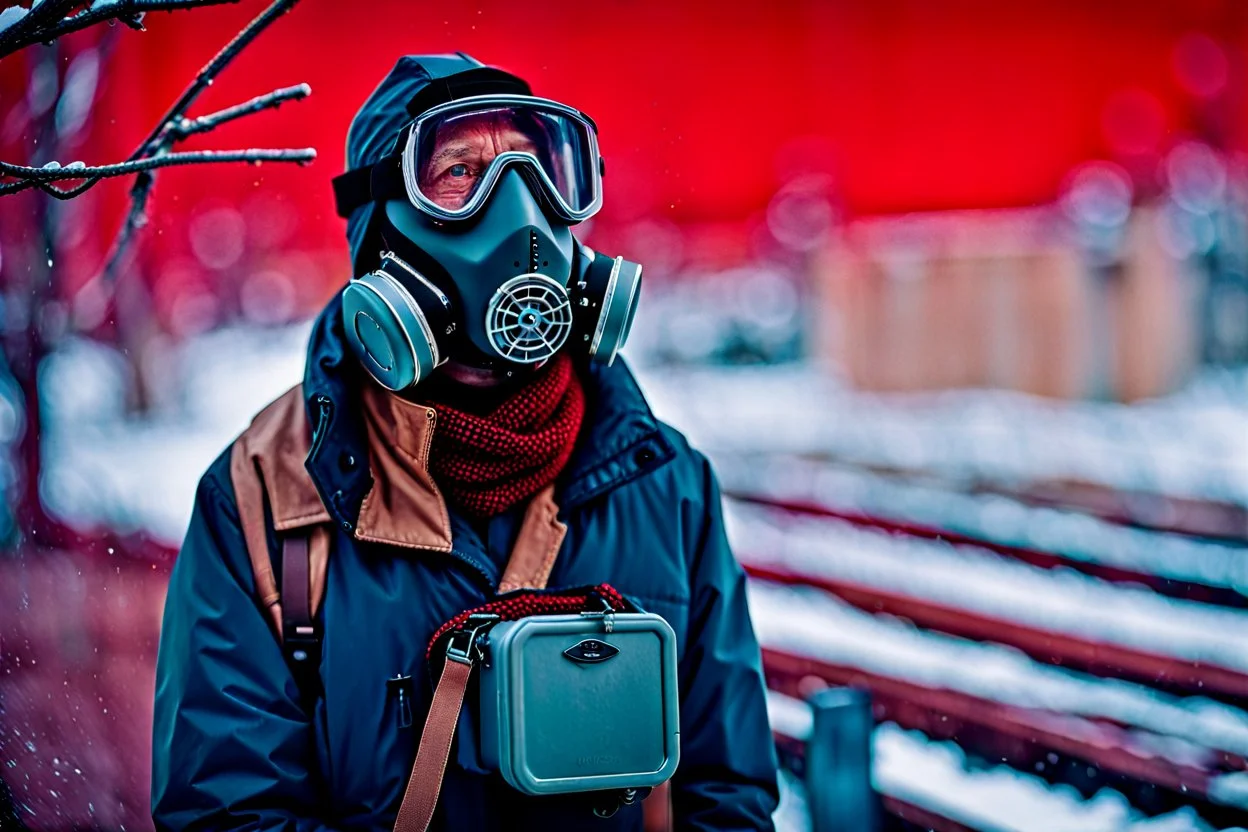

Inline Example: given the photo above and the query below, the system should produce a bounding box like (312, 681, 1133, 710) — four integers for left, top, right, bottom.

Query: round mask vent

(485, 274, 573, 363)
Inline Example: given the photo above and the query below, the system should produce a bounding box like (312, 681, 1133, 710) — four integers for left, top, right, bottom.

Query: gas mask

(332, 89, 643, 392)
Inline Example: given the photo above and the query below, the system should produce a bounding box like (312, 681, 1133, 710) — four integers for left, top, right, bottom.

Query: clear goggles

(398, 95, 603, 223)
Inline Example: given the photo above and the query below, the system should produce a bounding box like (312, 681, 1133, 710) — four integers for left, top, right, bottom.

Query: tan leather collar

(356, 382, 453, 553)
(357, 381, 566, 590)
(229, 385, 332, 623)
(230, 380, 568, 606)
(232, 385, 332, 533)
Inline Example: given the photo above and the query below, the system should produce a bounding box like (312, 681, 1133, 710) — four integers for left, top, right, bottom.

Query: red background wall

(2, 0, 1244, 324)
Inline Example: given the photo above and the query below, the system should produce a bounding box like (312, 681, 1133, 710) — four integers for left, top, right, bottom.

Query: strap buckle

(580, 593, 616, 633)
(282, 622, 323, 704)
(445, 613, 500, 665)
(592, 788, 640, 819)
(284, 624, 321, 664)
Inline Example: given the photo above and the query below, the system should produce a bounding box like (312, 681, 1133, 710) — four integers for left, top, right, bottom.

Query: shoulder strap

(393, 652, 474, 832)
(392, 486, 568, 832)
(281, 535, 323, 705)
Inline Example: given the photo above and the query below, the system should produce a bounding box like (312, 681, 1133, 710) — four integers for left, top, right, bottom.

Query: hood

(341, 53, 531, 276)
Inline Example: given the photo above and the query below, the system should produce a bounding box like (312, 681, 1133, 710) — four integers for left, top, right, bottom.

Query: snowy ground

(749, 580, 1248, 775)
(34, 321, 1248, 543)
(728, 500, 1248, 674)
(40, 325, 311, 541)
(716, 453, 1248, 595)
(37, 325, 1248, 542)
(767, 692, 1237, 832)
(639, 363, 1248, 510)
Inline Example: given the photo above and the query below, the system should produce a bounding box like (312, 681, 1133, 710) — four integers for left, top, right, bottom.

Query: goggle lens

(407, 100, 600, 220)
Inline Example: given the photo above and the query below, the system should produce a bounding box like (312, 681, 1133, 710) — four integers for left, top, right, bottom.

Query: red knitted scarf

(423, 353, 585, 518)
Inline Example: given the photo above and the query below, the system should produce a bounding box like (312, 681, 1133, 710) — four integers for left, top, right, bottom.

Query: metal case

(478, 612, 680, 795)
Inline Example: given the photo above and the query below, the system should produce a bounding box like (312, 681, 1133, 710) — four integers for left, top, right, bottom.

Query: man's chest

(307, 494, 692, 822)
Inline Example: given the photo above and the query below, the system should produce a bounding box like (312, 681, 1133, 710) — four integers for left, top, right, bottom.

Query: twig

(134, 0, 298, 160)
(2, 147, 314, 183)
(174, 82, 310, 137)
(101, 168, 157, 282)
(0, 0, 79, 58)
(0, 147, 314, 195)
(0, 0, 241, 59)
(0, 0, 313, 286)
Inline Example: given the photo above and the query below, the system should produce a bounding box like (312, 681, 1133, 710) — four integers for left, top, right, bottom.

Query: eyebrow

(428, 144, 476, 168)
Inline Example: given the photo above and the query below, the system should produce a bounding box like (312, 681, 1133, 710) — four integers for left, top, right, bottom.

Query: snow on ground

(716, 453, 1248, 595)
(635, 363, 1248, 509)
(35, 321, 1248, 542)
(40, 325, 309, 541)
(729, 500, 1248, 673)
(748, 580, 1248, 773)
(767, 691, 1227, 832)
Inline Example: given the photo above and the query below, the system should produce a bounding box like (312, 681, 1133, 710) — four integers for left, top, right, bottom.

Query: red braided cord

(427, 584, 628, 659)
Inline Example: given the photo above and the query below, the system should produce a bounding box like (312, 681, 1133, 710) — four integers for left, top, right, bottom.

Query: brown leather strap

(643, 781, 674, 832)
(281, 535, 312, 632)
(393, 657, 474, 832)
(280, 535, 323, 705)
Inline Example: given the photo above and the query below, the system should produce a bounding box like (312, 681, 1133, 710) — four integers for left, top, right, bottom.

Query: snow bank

(36, 323, 1248, 540)
(749, 581, 1248, 766)
(717, 453, 1248, 594)
(767, 691, 1223, 831)
(729, 501, 1248, 673)
(635, 363, 1248, 509)
(40, 326, 309, 541)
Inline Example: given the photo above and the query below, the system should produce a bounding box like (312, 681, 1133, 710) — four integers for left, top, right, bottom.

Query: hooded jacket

(151, 55, 780, 832)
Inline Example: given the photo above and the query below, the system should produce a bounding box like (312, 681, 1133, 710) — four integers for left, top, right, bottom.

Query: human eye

(436, 160, 484, 185)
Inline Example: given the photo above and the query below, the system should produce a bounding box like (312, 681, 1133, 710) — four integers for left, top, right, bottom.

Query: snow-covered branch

(0, 0, 240, 59)
(174, 82, 310, 137)
(0, 0, 314, 282)
(0, 147, 315, 196)
(130, 0, 299, 159)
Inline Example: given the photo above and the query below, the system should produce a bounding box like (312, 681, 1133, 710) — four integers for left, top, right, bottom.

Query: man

(151, 53, 779, 831)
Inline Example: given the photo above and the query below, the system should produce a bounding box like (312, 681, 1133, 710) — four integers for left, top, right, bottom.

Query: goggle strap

(331, 155, 406, 219)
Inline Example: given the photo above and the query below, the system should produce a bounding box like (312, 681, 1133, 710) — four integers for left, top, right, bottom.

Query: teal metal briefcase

(478, 610, 681, 796)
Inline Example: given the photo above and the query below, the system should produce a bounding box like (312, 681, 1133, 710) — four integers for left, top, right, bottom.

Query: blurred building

(815, 199, 1205, 400)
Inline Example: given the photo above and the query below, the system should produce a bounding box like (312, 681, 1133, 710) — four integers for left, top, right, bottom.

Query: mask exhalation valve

(485, 274, 573, 363)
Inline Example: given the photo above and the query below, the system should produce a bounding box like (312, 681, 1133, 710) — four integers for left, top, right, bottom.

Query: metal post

(805, 687, 878, 832)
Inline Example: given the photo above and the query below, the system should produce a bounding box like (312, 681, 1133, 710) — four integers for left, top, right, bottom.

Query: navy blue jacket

(152, 52, 777, 832)
(151, 297, 779, 831)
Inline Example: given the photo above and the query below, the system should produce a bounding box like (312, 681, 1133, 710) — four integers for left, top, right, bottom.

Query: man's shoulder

(235, 383, 309, 451)
(648, 418, 719, 501)
(197, 382, 310, 516)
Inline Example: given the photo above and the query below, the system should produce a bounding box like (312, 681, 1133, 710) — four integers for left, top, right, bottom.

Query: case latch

(579, 593, 616, 633)
(446, 613, 501, 665)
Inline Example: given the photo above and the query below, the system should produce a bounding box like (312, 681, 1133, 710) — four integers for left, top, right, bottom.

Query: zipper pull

(386, 674, 414, 729)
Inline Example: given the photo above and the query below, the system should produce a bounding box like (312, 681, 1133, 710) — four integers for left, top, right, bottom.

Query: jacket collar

(302, 292, 674, 530)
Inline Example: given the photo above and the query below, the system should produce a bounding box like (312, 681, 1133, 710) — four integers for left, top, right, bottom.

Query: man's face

(415, 110, 546, 388)
(419, 110, 539, 210)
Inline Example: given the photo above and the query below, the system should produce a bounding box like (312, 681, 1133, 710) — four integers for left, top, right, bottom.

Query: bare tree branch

(0, 147, 314, 193)
(0, 0, 313, 285)
(100, 169, 157, 284)
(0, 0, 79, 58)
(0, 0, 241, 59)
(174, 82, 310, 137)
(134, 0, 298, 159)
